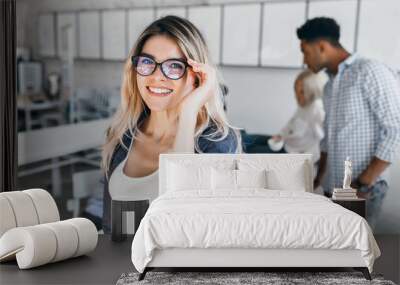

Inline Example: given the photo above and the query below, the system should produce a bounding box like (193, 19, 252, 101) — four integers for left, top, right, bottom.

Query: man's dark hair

(297, 17, 341, 47)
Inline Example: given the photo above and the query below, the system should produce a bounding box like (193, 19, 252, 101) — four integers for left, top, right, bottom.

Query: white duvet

(131, 190, 380, 273)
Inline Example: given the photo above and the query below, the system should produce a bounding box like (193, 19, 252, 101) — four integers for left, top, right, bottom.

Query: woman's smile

(146, 86, 174, 97)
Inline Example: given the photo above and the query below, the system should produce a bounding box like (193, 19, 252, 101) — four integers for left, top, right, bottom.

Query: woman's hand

(179, 59, 217, 116)
(271, 135, 283, 142)
(173, 59, 216, 153)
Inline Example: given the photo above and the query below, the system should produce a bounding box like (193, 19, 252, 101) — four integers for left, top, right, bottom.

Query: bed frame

(139, 248, 371, 280)
(138, 154, 372, 281)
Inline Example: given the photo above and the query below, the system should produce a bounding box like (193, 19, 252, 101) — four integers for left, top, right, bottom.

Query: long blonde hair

(296, 69, 328, 106)
(102, 15, 240, 172)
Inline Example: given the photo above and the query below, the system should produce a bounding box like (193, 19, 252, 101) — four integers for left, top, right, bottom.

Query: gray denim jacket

(102, 115, 240, 233)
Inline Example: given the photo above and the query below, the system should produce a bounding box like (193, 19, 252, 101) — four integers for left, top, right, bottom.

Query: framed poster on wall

(57, 13, 78, 58)
(156, 7, 186, 19)
(38, 13, 56, 57)
(101, 10, 126, 60)
(261, 1, 306, 68)
(188, 6, 222, 64)
(127, 8, 155, 52)
(308, 0, 357, 53)
(78, 11, 100, 59)
(222, 4, 261, 66)
(358, 0, 400, 69)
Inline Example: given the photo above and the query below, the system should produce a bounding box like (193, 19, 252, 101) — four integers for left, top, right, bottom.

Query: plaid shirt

(321, 54, 400, 192)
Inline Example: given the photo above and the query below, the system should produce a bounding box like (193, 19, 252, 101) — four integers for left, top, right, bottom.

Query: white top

(108, 141, 159, 202)
(280, 99, 325, 162)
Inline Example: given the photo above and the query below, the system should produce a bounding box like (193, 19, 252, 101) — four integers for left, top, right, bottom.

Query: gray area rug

(116, 271, 396, 285)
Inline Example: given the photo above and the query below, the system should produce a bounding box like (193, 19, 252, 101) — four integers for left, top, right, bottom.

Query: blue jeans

(359, 180, 388, 231)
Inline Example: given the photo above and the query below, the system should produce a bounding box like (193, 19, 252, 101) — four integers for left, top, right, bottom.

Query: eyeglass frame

(131, 54, 190, 80)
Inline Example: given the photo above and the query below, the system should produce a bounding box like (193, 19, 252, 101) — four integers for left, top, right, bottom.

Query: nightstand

(331, 198, 366, 218)
(112, 200, 149, 242)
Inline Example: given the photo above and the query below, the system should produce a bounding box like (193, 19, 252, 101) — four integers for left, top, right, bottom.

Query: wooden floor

(374, 235, 400, 284)
(0, 235, 134, 285)
(0, 235, 398, 285)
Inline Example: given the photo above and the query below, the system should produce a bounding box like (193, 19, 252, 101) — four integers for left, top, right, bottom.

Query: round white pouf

(0, 218, 98, 269)
(0, 196, 17, 237)
(66, 218, 98, 257)
(0, 189, 60, 238)
(23, 189, 60, 224)
(0, 225, 57, 269)
(42, 221, 79, 262)
(0, 191, 39, 227)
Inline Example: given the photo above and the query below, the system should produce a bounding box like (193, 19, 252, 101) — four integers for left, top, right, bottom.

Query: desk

(17, 119, 109, 197)
(0, 235, 133, 285)
(17, 95, 64, 130)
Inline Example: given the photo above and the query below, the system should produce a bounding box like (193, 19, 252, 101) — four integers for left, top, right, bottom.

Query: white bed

(131, 154, 380, 280)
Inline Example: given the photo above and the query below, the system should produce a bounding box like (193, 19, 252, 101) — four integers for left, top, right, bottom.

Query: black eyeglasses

(132, 54, 189, 80)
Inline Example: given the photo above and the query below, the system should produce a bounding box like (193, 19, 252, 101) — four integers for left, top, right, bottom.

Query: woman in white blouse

(242, 69, 327, 163)
(269, 69, 327, 162)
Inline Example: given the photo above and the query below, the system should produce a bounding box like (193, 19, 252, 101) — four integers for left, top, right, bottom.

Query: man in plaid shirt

(296, 17, 400, 229)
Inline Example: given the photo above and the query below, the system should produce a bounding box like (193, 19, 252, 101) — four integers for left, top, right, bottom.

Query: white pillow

(211, 168, 236, 190)
(167, 160, 235, 191)
(167, 163, 209, 191)
(267, 167, 306, 191)
(237, 158, 308, 191)
(211, 169, 268, 190)
(236, 169, 267, 189)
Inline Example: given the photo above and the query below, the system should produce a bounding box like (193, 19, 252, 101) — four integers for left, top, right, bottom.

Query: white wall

(222, 66, 299, 133)
(16, 0, 400, 234)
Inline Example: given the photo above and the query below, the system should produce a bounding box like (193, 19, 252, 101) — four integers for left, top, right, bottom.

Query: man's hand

(271, 135, 282, 142)
(313, 176, 322, 189)
(356, 191, 370, 199)
(351, 178, 371, 199)
(351, 156, 390, 199)
(313, 152, 327, 190)
(359, 156, 390, 187)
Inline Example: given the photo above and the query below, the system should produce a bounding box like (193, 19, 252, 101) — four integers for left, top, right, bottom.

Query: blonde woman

(101, 16, 241, 233)
(242, 70, 327, 162)
(270, 70, 327, 161)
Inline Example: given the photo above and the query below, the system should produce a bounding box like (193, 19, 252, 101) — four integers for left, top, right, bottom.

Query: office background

(15, 0, 400, 233)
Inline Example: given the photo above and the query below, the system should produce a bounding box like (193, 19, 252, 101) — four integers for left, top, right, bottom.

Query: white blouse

(108, 141, 159, 202)
(280, 98, 325, 162)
